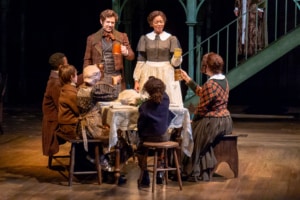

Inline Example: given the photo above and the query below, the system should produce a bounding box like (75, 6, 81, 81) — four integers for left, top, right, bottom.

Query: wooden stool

(139, 141, 182, 193)
(211, 134, 247, 179)
(48, 136, 108, 186)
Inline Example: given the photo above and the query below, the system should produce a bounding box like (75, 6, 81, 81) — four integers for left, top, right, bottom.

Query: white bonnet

(83, 64, 101, 86)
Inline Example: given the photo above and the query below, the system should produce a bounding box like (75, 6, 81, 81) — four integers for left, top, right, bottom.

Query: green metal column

(112, 0, 134, 88)
(122, 1, 135, 88)
(179, 0, 205, 99)
(112, 0, 130, 27)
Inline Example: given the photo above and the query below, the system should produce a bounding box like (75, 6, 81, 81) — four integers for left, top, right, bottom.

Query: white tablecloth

(100, 103, 194, 157)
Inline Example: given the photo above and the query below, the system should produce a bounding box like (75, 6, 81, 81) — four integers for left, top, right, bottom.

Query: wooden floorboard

(0, 109, 300, 200)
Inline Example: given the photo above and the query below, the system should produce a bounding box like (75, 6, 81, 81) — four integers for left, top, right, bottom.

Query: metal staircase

(294, 0, 300, 10)
(227, 27, 300, 90)
(183, 0, 300, 107)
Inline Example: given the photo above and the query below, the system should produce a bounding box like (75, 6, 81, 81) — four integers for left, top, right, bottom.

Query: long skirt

(182, 116, 233, 179)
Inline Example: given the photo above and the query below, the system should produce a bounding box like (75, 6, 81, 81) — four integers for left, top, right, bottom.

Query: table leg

(114, 129, 122, 184)
(171, 127, 183, 168)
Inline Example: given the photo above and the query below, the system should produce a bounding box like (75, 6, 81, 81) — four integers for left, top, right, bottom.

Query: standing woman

(180, 52, 233, 181)
(234, 0, 267, 58)
(133, 10, 183, 107)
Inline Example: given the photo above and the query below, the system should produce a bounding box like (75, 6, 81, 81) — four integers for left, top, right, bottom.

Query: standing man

(234, 0, 267, 59)
(83, 9, 135, 93)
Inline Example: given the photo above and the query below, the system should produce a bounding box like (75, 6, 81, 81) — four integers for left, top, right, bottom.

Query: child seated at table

(136, 76, 175, 188)
(42, 52, 68, 158)
(77, 64, 110, 169)
(56, 64, 93, 172)
(56, 64, 79, 140)
(77, 65, 133, 183)
(77, 65, 109, 148)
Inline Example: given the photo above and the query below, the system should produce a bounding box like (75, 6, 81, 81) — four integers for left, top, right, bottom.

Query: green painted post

(112, 0, 121, 28)
(179, 0, 205, 99)
(112, 0, 134, 88)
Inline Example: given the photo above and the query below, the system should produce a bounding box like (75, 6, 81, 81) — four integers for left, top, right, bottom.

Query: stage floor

(1, 106, 300, 200)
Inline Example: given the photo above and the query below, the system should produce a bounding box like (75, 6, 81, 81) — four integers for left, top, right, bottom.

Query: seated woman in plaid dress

(180, 52, 233, 181)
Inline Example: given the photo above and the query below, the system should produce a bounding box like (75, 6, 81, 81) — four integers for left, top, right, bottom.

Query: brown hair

(206, 52, 224, 74)
(100, 9, 118, 23)
(48, 52, 66, 70)
(147, 10, 167, 26)
(143, 76, 166, 104)
(200, 53, 209, 73)
(59, 64, 77, 85)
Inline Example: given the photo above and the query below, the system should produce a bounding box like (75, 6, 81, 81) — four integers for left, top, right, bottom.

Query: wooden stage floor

(0, 107, 300, 200)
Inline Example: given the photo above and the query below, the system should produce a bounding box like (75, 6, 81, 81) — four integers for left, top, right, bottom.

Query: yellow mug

(173, 48, 182, 58)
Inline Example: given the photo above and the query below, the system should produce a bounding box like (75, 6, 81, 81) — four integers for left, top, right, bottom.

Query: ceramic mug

(173, 48, 182, 58)
(174, 68, 182, 81)
(112, 42, 121, 54)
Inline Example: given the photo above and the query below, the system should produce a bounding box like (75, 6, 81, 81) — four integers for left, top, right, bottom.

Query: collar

(100, 28, 114, 36)
(209, 73, 225, 80)
(146, 31, 171, 41)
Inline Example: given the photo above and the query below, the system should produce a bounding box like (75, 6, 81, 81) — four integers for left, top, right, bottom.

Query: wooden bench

(48, 134, 109, 186)
(210, 134, 248, 180)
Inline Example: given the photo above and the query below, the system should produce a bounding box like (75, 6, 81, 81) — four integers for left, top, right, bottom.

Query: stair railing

(182, 0, 299, 91)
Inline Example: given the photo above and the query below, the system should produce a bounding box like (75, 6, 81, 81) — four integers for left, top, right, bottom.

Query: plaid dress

(183, 77, 233, 180)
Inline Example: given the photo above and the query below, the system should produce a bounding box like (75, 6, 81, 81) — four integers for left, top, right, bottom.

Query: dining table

(99, 101, 194, 184)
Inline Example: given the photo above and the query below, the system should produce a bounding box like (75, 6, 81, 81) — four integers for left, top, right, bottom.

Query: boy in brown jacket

(42, 52, 68, 157)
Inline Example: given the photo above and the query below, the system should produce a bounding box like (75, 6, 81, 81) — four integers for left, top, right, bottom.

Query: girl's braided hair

(143, 76, 166, 104)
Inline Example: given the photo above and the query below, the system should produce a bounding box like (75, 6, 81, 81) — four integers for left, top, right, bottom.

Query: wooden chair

(48, 134, 109, 186)
(210, 134, 248, 179)
(138, 141, 183, 193)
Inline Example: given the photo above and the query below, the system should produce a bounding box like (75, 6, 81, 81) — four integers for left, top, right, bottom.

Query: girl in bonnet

(77, 64, 110, 169)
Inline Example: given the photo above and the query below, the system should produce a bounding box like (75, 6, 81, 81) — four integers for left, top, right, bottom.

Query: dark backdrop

(1, 0, 299, 114)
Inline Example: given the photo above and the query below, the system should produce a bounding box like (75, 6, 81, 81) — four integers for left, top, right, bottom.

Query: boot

(138, 170, 150, 188)
(156, 172, 164, 184)
(136, 153, 147, 170)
